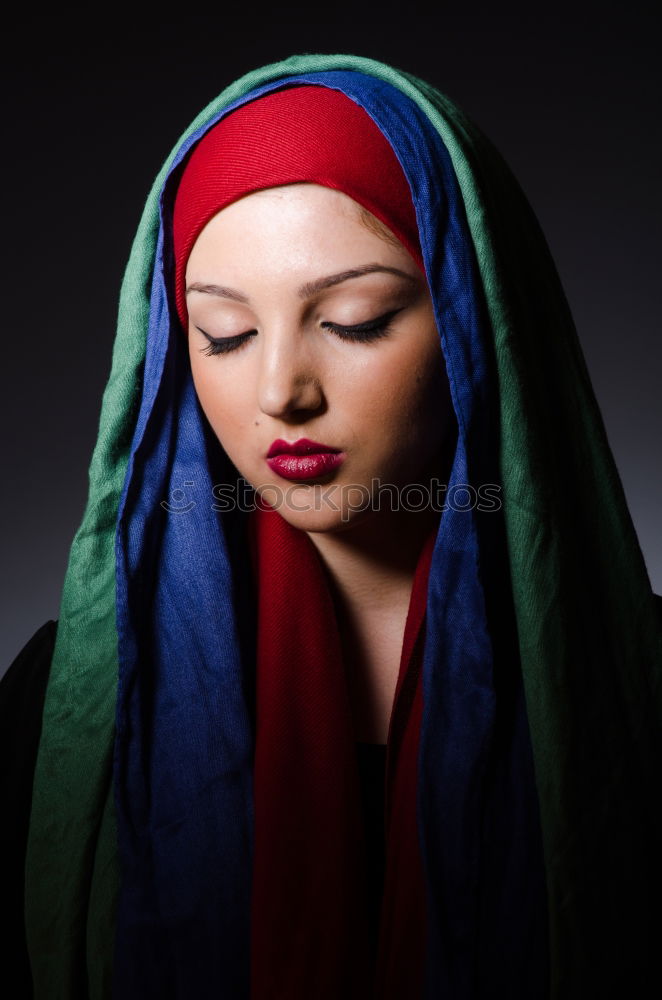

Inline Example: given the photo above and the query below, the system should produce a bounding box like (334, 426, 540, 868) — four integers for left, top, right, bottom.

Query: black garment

(356, 740, 388, 965)
(1, 620, 57, 1000)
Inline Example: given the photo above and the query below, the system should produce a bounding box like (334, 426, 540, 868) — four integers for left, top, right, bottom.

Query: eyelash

(197, 309, 402, 357)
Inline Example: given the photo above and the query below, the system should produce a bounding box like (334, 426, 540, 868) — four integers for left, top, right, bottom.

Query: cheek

(373, 338, 447, 429)
(189, 356, 251, 449)
(368, 337, 451, 468)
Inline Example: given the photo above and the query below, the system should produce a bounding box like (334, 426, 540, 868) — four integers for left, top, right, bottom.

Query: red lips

(266, 438, 340, 458)
(265, 438, 345, 482)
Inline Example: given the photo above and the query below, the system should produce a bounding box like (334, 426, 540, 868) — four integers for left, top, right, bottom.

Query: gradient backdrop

(2, 6, 660, 673)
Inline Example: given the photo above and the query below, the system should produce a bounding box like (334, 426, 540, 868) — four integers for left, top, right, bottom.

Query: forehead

(207, 182, 364, 223)
(187, 183, 412, 274)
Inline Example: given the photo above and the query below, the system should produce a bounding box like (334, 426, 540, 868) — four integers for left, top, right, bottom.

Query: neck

(305, 502, 440, 615)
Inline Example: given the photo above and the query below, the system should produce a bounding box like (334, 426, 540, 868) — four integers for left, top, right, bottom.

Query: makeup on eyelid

(196, 307, 404, 356)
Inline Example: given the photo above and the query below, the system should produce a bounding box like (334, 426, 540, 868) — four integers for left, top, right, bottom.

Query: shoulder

(0, 620, 58, 1000)
(4, 619, 58, 675)
(0, 620, 58, 765)
(1, 619, 58, 713)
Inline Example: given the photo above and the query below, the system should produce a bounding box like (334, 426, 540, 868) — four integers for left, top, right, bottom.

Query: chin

(255, 481, 374, 534)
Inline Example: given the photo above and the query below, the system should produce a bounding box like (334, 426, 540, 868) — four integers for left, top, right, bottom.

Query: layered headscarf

(24, 53, 662, 1000)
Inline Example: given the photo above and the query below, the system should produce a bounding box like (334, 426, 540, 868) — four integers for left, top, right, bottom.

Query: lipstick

(266, 438, 345, 481)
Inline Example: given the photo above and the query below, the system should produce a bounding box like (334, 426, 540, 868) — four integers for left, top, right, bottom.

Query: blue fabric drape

(113, 71, 549, 998)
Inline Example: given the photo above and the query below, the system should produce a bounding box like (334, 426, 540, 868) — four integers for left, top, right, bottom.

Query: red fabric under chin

(247, 498, 437, 999)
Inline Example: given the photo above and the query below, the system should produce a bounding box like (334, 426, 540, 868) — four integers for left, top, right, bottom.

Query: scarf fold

(247, 499, 435, 998)
(23, 52, 662, 1000)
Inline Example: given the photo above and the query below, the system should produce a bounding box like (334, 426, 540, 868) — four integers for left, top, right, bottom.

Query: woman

(2, 53, 661, 1000)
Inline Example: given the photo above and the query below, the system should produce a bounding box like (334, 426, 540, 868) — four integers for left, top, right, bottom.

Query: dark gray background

(2, 5, 660, 673)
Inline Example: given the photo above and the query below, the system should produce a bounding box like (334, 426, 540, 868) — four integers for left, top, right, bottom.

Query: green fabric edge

(25, 51, 662, 999)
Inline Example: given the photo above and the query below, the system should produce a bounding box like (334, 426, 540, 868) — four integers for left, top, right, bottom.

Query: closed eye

(197, 328, 257, 356)
(322, 308, 403, 344)
(196, 308, 403, 357)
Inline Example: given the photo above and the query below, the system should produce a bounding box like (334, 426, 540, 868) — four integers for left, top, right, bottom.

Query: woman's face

(185, 182, 454, 533)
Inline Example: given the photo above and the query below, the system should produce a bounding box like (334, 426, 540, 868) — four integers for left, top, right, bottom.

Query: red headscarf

(172, 84, 424, 331)
(171, 84, 435, 999)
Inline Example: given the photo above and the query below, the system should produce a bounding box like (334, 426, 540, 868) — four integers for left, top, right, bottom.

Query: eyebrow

(185, 263, 418, 304)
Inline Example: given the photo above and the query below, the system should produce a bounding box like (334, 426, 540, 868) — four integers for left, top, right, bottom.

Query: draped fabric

(247, 497, 434, 998)
(24, 53, 662, 1000)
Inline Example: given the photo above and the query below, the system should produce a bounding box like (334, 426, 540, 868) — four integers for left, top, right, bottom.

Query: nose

(256, 330, 324, 420)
